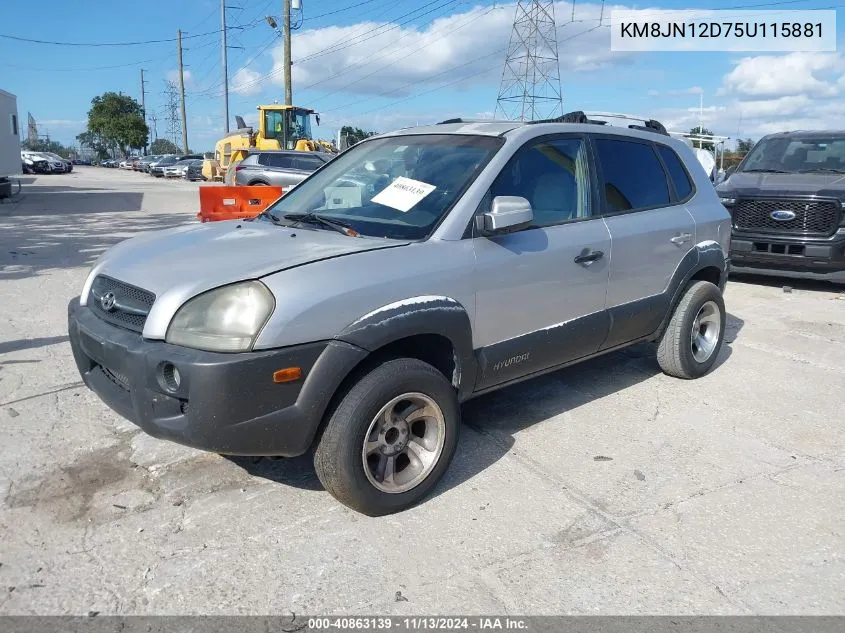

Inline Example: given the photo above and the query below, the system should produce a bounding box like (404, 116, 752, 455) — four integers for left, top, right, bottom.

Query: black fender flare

(655, 240, 728, 339)
(335, 296, 476, 400)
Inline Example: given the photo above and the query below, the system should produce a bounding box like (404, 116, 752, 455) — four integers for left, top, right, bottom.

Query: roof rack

(436, 117, 514, 125)
(529, 110, 669, 136)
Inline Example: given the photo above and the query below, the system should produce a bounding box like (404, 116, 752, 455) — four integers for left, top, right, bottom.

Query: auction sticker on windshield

(372, 177, 436, 212)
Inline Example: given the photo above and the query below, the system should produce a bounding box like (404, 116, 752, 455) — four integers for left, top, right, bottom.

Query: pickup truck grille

(732, 198, 841, 237)
(88, 275, 155, 333)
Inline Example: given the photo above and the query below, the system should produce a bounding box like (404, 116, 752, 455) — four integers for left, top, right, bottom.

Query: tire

(657, 280, 726, 379)
(314, 358, 460, 516)
(249, 181, 268, 186)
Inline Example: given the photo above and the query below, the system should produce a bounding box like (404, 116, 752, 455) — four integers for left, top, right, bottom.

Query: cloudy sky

(2, 0, 844, 150)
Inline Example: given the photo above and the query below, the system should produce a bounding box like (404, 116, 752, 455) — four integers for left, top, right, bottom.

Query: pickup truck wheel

(314, 358, 460, 515)
(657, 280, 725, 379)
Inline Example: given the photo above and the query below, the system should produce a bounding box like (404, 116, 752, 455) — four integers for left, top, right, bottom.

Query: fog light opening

(160, 362, 182, 392)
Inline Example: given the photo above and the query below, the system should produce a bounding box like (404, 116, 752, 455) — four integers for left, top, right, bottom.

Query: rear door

(592, 136, 697, 349)
(472, 134, 612, 389)
(266, 153, 302, 186)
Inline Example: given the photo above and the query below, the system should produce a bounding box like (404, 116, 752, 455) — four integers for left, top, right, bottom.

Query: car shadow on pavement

(0, 335, 70, 355)
(227, 327, 743, 502)
(224, 455, 324, 491)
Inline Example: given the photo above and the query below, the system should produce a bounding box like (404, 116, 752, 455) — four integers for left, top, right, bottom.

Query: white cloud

(166, 69, 194, 86)
(249, 1, 624, 103)
(230, 68, 263, 96)
(719, 52, 844, 99)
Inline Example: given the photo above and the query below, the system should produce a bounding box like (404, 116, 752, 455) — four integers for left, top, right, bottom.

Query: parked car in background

(21, 151, 51, 174)
(67, 113, 731, 515)
(231, 150, 332, 188)
(717, 130, 845, 283)
(177, 153, 204, 162)
(185, 159, 205, 181)
(137, 156, 159, 172)
(42, 152, 73, 173)
(149, 155, 178, 177)
(163, 159, 196, 179)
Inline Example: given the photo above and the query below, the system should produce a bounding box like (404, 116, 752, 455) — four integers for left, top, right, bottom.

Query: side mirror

(479, 196, 533, 234)
(315, 113, 321, 126)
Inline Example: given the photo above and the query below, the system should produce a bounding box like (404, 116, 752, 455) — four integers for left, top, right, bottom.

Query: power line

(0, 19, 264, 47)
(215, 0, 460, 98)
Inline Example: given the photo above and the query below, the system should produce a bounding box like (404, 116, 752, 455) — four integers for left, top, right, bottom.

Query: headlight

(166, 281, 275, 352)
(719, 196, 736, 206)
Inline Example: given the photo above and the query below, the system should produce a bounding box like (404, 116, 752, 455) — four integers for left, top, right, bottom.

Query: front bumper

(730, 229, 845, 282)
(68, 298, 368, 455)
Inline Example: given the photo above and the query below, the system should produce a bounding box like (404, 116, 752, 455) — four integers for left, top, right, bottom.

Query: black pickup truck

(717, 130, 845, 283)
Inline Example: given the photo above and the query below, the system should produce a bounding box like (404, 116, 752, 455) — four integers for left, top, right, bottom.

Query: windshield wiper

(798, 167, 845, 174)
(282, 212, 359, 237)
(741, 168, 790, 173)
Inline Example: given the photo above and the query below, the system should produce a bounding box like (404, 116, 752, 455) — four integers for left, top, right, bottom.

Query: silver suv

(68, 112, 732, 515)
(230, 150, 332, 187)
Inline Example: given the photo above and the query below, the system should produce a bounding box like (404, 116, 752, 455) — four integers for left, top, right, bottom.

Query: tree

(21, 138, 73, 158)
(150, 138, 181, 155)
(340, 125, 378, 147)
(84, 91, 149, 157)
(689, 126, 715, 151)
(76, 130, 111, 159)
(736, 138, 756, 153)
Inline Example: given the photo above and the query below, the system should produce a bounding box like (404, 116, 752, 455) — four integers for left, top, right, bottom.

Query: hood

(89, 218, 408, 300)
(718, 171, 845, 198)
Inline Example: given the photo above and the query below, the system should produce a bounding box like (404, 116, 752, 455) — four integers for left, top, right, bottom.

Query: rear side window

(294, 155, 326, 171)
(267, 153, 295, 168)
(593, 138, 670, 212)
(656, 145, 693, 200)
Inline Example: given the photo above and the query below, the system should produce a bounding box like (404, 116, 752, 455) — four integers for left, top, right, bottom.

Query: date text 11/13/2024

(308, 617, 528, 630)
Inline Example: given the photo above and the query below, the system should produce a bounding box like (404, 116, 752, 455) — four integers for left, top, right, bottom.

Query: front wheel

(314, 358, 460, 515)
(657, 280, 726, 379)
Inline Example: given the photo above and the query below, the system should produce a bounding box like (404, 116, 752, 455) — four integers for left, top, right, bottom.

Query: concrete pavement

(0, 168, 843, 615)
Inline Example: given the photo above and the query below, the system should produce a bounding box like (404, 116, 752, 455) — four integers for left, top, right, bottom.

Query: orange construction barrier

(196, 186, 284, 223)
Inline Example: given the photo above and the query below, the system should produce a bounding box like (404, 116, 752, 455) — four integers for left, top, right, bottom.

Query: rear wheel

(314, 358, 460, 515)
(657, 280, 725, 379)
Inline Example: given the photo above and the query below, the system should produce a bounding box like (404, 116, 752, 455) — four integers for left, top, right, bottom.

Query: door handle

(574, 249, 604, 265)
(670, 232, 693, 245)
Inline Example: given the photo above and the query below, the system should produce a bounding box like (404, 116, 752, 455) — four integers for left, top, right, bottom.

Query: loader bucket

(196, 185, 284, 223)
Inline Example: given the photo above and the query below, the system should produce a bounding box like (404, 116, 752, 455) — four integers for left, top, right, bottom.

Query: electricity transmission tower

(495, 0, 563, 121)
(163, 81, 182, 147)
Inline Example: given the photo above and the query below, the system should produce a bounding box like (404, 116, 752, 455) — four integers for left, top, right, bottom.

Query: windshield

(265, 134, 502, 240)
(159, 156, 178, 165)
(739, 136, 845, 173)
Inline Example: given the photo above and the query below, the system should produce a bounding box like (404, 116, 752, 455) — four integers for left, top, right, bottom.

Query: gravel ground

(0, 167, 843, 615)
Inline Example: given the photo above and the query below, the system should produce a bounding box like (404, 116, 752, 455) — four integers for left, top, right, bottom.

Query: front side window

(739, 136, 845, 173)
(594, 138, 670, 212)
(491, 137, 591, 227)
(295, 155, 326, 171)
(266, 134, 502, 240)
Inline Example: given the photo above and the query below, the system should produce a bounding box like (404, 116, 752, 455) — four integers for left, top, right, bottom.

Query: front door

(591, 136, 697, 349)
(472, 135, 611, 390)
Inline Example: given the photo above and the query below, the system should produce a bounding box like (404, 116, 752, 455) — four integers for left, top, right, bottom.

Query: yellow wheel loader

(202, 104, 337, 182)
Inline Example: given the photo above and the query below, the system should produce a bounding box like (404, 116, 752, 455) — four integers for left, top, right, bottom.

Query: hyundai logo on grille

(770, 209, 797, 221)
(100, 292, 117, 311)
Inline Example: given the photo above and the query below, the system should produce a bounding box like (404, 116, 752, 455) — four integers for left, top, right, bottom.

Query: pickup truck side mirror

(478, 196, 534, 234)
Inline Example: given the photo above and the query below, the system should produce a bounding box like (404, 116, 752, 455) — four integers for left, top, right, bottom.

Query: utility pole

(140, 69, 148, 154)
(177, 29, 189, 153)
(283, 0, 292, 105)
(221, 0, 230, 133)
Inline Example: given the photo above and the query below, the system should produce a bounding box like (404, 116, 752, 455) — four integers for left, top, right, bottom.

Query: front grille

(88, 275, 155, 333)
(732, 198, 841, 237)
